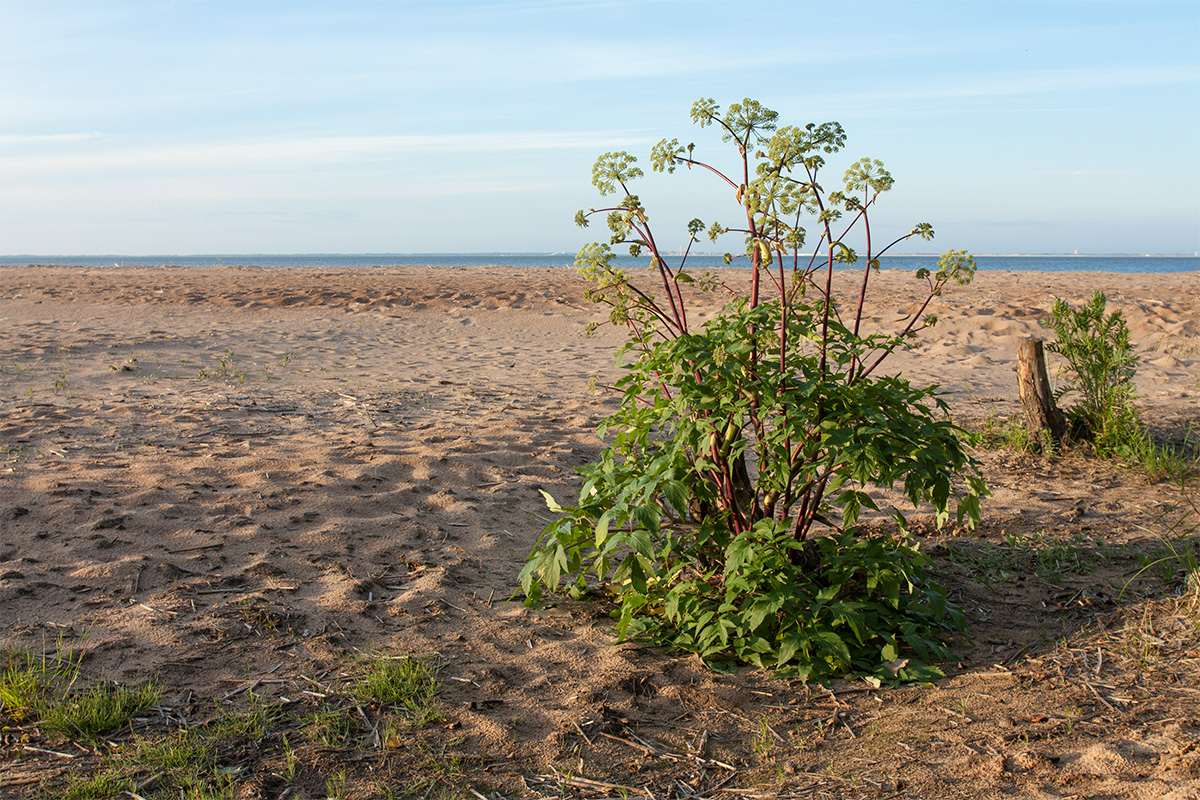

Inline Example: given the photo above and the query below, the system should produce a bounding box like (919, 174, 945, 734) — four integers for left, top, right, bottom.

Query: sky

(0, 0, 1197, 256)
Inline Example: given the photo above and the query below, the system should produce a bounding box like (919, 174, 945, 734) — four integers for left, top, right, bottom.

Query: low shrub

(1047, 291, 1141, 455)
(1048, 292, 1197, 481)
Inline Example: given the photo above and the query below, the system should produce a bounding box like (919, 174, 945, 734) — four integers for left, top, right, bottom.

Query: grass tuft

(41, 681, 160, 740)
(0, 645, 79, 722)
(2, 642, 157, 741)
(352, 654, 443, 724)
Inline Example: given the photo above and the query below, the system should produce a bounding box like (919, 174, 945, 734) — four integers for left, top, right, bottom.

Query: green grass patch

(941, 530, 1110, 586)
(352, 654, 443, 725)
(41, 681, 160, 740)
(0, 645, 79, 721)
(8, 649, 448, 799)
(1, 644, 158, 741)
(964, 413, 1036, 453)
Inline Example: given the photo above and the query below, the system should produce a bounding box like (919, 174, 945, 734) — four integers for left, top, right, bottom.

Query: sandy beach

(2, 264, 1198, 799)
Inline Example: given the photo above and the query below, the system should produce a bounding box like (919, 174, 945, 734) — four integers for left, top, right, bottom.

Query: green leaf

(539, 489, 564, 513)
(628, 557, 648, 595)
(632, 503, 661, 536)
(725, 535, 757, 577)
(746, 594, 785, 632)
(662, 480, 689, 516)
(594, 508, 614, 546)
(816, 631, 852, 666)
(777, 632, 807, 667)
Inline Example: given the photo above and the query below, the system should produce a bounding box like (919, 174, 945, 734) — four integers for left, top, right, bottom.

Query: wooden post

(1017, 338, 1067, 449)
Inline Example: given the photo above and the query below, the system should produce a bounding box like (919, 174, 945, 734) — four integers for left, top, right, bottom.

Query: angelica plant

(521, 98, 987, 682)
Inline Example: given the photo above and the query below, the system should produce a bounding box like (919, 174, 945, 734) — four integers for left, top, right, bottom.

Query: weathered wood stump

(1017, 337, 1067, 449)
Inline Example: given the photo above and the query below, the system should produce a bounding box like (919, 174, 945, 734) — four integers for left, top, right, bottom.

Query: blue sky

(1, 0, 1197, 256)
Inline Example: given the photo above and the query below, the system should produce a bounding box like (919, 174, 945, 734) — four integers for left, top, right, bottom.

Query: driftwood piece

(1017, 338, 1067, 449)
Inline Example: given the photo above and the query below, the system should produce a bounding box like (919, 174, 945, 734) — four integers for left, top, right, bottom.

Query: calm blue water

(0, 253, 1197, 273)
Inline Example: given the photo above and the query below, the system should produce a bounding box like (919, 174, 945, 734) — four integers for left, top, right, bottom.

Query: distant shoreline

(2, 252, 1197, 260)
(3, 253, 1196, 274)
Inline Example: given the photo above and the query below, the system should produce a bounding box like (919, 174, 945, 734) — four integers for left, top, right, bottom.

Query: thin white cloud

(941, 65, 1198, 97)
(1032, 170, 1134, 176)
(0, 131, 655, 175)
(800, 65, 1199, 116)
(0, 132, 104, 145)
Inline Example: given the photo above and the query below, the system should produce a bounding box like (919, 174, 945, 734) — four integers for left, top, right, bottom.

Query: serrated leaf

(662, 480, 689, 516)
(725, 535, 757, 577)
(631, 503, 660, 535)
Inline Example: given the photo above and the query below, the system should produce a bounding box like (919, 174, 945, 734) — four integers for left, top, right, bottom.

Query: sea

(0, 254, 1197, 273)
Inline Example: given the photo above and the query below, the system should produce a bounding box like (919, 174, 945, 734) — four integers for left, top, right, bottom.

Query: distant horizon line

(3, 251, 1198, 259)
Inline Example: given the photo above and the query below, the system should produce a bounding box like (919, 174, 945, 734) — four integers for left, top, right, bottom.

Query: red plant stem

(744, 186, 761, 312)
(628, 218, 686, 335)
(776, 241, 789, 405)
(846, 201, 874, 377)
(857, 301, 932, 380)
(625, 284, 681, 340)
(793, 465, 834, 541)
(675, 157, 739, 191)
(795, 484, 814, 540)
(848, 231, 931, 381)
(653, 253, 686, 334)
(586, 205, 687, 338)
(851, 202, 873, 340)
(671, 238, 701, 333)
(785, 244, 824, 307)
(819, 247, 835, 375)
(803, 164, 836, 379)
(709, 442, 747, 534)
(722, 142, 764, 527)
